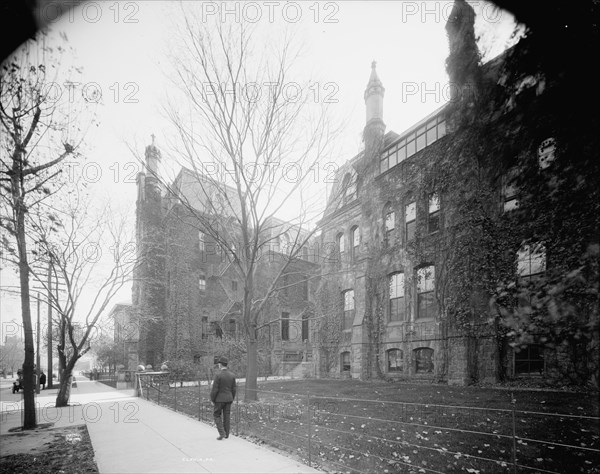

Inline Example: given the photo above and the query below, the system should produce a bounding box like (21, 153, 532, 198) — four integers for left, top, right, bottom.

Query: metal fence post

(198, 377, 202, 421)
(511, 392, 517, 474)
(307, 390, 312, 467)
(174, 384, 178, 412)
(236, 393, 240, 436)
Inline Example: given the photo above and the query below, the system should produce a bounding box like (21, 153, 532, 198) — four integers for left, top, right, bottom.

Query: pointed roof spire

(364, 60, 384, 100)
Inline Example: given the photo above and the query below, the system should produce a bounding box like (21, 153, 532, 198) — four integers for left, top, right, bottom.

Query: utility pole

(36, 292, 41, 395)
(46, 257, 53, 389)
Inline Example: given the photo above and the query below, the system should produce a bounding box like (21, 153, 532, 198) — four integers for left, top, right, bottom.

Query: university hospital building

(122, 1, 598, 385)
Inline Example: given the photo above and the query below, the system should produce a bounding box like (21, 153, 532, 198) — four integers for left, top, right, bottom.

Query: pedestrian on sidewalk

(40, 371, 46, 389)
(210, 356, 236, 440)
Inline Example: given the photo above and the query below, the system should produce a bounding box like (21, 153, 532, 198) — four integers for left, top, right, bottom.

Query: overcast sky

(0, 1, 518, 339)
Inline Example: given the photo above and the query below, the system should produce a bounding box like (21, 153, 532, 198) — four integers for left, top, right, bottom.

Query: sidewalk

(1, 377, 321, 473)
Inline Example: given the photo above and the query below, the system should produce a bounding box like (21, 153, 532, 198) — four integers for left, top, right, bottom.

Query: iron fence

(134, 374, 600, 473)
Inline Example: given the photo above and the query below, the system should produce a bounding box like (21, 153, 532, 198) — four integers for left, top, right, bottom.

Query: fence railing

(134, 376, 600, 473)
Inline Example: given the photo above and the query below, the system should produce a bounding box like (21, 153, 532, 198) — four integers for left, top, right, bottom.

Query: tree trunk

(245, 335, 258, 401)
(14, 175, 37, 429)
(55, 359, 77, 407)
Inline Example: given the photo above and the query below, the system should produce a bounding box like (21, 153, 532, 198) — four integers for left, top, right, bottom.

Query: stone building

(132, 147, 318, 375)
(133, 0, 598, 385)
(314, 0, 599, 385)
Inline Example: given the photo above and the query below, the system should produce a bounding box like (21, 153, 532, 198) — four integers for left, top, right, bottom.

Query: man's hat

(217, 356, 228, 366)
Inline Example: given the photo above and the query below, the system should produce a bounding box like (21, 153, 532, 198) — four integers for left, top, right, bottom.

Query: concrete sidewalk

(1, 377, 321, 473)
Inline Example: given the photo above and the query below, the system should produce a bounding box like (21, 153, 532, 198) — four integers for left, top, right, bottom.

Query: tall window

(517, 243, 546, 281)
(342, 290, 355, 330)
(302, 313, 309, 342)
(428, 193, 440, 233)
(342, 173, 357, 203)
(503, 169, 519, 212)
(281, 312, 290, 341)
(414, 347, 434, 373)
(201, 316, 208, 340)
(351, 226, 360, 262)
(417, 266, 435, 319)
(384, 203, 395, 243)
(199, 275, 206, 292)
(405, 201, 416, 241)
(389, 272, 405, 321)
(231, 280, 238, 292)
(282, 274, 289, 297)
(301, 275, 309, 300)
(341, 351, 351, 372)
(199, 231, 205, 252)
(337, 232, 345, 262)
(228, 319, 236, 338)
(538, 137, 556, 170)
(387, 349, 403, 372)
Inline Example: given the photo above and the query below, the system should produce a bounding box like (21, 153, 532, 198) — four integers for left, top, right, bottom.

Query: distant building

(108, 303, 138, 371)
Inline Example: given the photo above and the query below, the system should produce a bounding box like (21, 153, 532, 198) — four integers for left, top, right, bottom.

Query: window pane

(337, 233, 345, 253)
(406, 139, 416, 157)
(416, 133, 426, 152)
(426, 127, 437, 145)
(418, 291, 435, 319)
(415, 348, 434, 373)
(380, 157, 388, 173)
(406, 202, 416, 222)
(352, 227, 360, 247)
(429, 193, 440, 213)
(389, 150, 398, 168)
(389, 273, 404, 298)
(387, 349, 403, 372)
(344, 290, 355, 310)
(406, 221, 415, 241)
(398, 146, 407, 162)
(417, 266, 435, 292)
(385, 211, 395, 232)
(437, 121, 446, 138)
(538, 138, 556, 169)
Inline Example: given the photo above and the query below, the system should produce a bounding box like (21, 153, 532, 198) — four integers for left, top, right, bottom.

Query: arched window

(340, 351, 351, 372)
(342, 290, 355, 330)
(336, 232, 345, 256)
(416, 266, 435, 319)
(384, 203, 395, 243)
(517, 242, 546, 281)
(351, 226, 360, 262)
(414, 347, 434, 373)
(387, 349, 403, 372)
(389, 272, 405, 321)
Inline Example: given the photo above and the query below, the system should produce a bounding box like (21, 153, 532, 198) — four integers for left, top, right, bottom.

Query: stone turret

(362, 61, 386, 173)
(445, 0, 481, 124)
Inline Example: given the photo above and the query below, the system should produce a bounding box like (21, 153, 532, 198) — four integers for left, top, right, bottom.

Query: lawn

(141, 378, 600, 473)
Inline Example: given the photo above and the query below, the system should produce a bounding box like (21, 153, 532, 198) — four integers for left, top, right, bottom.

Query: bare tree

(142, 19, 341, 400)
(27, 194, 139, 407)
(0, 37, 91, 428)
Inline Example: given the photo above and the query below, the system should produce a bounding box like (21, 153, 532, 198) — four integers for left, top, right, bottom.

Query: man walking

(210, 356, 236, 440)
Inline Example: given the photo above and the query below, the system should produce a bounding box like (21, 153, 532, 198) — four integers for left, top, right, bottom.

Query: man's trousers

(213, 402, 233, 437)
